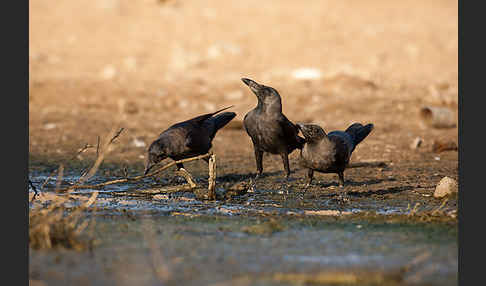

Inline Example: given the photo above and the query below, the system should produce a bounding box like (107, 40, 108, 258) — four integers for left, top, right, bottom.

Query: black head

(241, 78, 282, 110)
(296, 123, 327, 142)
(143, 140, 168, 175)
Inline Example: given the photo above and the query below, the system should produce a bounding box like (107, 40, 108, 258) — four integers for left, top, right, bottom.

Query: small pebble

(410, 137, 423, 149)
(43, 123, 57, 130)
(434, 176, 458, 198)
(132, 138, 146, 148)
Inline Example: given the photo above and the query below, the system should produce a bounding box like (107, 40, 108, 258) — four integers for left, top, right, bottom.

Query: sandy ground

(29, 0, 458, 167)
(29, 0, 458, 285)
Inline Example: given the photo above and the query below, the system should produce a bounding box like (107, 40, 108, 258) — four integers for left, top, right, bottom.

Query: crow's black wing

(186, 105, 235, 126)
(278, 115, 305, 150)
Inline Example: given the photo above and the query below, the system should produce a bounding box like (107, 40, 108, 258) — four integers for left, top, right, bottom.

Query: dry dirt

(29, 0, 458, 285)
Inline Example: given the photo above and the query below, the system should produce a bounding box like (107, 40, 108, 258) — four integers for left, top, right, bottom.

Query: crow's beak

(241, 78, 253, 86)
(241, 78, 261, 94)
(296, 123, 310, 139)
(143, 162, 153, 176)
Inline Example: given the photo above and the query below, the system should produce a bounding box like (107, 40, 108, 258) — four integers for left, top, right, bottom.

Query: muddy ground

(29, 0, 458, 285)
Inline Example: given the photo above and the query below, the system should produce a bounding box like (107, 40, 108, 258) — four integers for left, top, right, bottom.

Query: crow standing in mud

(144, 106, 236, 185)
(297, 122, 374, 188)
(241, 78, 305, 180)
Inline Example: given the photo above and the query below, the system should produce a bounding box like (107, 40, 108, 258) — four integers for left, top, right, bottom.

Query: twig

(431, 198, 449, 215)
(40, 169, 57, 190)
(175, 168, 197, 188)
(408, 202, 421, 216)
(55, 164, 65, 192)
(102, 184, 195, 197)
(347, 161, 388, 169)
(207, 154, 217, 200)
(29, 179, 39, 203)
(29, 179, 38, 196)
(77, 127, 125, 185)
(34, 143, 93, 192)
(70, 143, 94, 161)
(96, 136, 100, 157)
(55, 153, 212, 192)
(109, 128, 125, 144)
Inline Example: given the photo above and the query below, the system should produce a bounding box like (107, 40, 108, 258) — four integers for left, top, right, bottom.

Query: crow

(241, 78, 305, 179)
(144, 106, 236, 184)
(297, 122, 374, 187)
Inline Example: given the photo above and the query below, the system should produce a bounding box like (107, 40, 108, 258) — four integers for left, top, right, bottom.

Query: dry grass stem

(408, 202, 421, 216)
(55, 164, 64, 192)
(29, 191, 98, 251)
(431, 198, 449, 215)
(77, 127, 124, 185)
(56, 152, 212, 192)
(347, 161, 388, 169)
(174, 168, 197, 188)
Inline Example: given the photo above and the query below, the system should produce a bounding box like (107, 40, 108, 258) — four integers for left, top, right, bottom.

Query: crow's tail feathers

(345, 123, 374, 146)
(211, 112, 237, 133)
(192, 105, 235, 125)
(211, 105, 235, 117)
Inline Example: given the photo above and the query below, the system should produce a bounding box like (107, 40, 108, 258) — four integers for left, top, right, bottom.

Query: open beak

(296, 123, 310, 139)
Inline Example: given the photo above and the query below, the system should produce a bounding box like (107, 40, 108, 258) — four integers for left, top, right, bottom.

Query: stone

(433, 177, 458, 198)
(410, 137, 422, 149)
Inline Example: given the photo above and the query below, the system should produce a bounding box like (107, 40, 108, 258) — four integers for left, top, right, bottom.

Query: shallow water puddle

(29, 171, 457, 286)
(28, 171, 428, 218)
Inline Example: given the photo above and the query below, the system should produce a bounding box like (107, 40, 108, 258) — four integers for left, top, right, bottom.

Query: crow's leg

(254, 148, 263, 179)
(305, 169, 314, 189)
(279, 152, 292, 194)
(280, 152, 291, 179)
(337, 171, 349, 203)
(300, 168, 314, 200)
(338, 172, 345, 187)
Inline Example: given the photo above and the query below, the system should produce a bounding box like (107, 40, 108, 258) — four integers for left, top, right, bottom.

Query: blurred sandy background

(29, 0, 458, 168)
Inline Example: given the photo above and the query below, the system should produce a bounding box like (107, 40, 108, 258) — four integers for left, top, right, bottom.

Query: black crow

(297, 122, 374, 187)
(241, 78, 305, 179)
(144, 106, 237, 183)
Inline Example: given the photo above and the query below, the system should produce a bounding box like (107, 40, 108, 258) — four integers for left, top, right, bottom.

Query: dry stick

(96, 136, 101, 157)
(108, 128, 124, 144)
(174, 168, 197, 188)
(40, 170, 57, 190)
(73, 143, 95, 160)
(408, 202, 421, 216)
(76, 127, 124, 185)
(33, 127, 123, 195)
(109, 184, 195, 197)
(431, 198, 449, 215)
(207, 154, 217, 200)
(76, 142, 100, 180)
(347, 161, 388, 168)
(29, 179, 40, 203)
(29, 179, 38, 196)
(35, 143, 95, 192)
(55, 164, 65, 192)
(56, 153, 212, 192)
